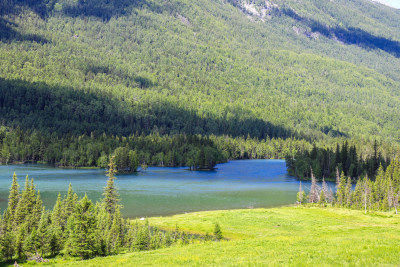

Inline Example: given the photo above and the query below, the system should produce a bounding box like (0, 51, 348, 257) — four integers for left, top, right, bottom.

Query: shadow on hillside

(0, 0, 49, 18)
(0, 78, 299, 140)
(0, 18, 48, 44)
(282, 8, 400, 58)
(62, 0, 164, 21)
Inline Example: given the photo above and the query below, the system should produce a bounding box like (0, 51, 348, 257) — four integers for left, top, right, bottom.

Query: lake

(0, 160, 321, 218)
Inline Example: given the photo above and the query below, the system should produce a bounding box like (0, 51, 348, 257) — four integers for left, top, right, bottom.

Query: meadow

(21, 206, 400, 266)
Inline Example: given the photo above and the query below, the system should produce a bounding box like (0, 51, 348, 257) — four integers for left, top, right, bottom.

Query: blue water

(0, 160, 322, 218)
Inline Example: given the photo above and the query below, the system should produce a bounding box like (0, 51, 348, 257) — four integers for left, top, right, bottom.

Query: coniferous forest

(0, 158, 223, 263)
(0, 0, 400, 171)
(296, 157, 400, 213)
(1, 0, 400, 264)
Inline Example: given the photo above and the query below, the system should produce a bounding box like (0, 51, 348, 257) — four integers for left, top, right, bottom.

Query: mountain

(0, 0, 399, 166)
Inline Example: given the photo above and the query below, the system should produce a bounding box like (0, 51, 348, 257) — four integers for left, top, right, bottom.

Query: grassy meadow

(19, 206, 400, 266)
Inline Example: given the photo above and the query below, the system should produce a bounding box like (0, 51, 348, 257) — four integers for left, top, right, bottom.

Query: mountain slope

(0, 0, 399, 148)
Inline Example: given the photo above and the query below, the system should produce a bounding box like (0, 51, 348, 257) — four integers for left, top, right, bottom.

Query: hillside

(1, 0, 400, 166)
(35, 207, 400, 266)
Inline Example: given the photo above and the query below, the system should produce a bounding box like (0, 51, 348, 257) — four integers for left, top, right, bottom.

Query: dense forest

(0, 158, 224, 263)
(286, 140, 396, 181)
(297, 157, 400, 213)
(0, 0, 400, 169)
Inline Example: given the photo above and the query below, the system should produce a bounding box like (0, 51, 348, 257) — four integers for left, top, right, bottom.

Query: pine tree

(52, 193, 63, 229)
(214, 222, 223, 241)
(336, 171, 347, 207)
(0, 230, 15, 261)
(352, 179, 363, 209)
(29, 190, 43, 231)
(345, 177, 352, 207)
(319, 178, 329, 205)
(63, 184, 76, 221)
(5, 172, 19, 230)
(361, 176, 371, 214)
(14, 223, 27, 260)
(108, 206, 122, 253)
(64, 195, 97, 260)
(37, 209, 51, 255)
(14, 176, 32, 228)
(103, 156, 119, 215)
(374, 165, 387, 210)
(23, 227, 40, 255)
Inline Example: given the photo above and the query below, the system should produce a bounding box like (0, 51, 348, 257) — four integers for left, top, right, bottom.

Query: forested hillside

(0, 0, 400, 168)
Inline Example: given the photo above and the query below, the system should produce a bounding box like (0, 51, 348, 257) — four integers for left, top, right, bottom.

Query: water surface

(0, 160, 317, 218)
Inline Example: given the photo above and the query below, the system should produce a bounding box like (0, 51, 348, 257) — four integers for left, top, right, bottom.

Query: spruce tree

(65, 195, 97, 260)
(336, 171, 347, 207)
(14, 223, 27, 260)
(103, 156, 119, 215)
(214, 222, 223, 241)
(14, 176, 32, 228)
(52, 193, 63, 229)
(37, 209, 51, 255)
(108, 206, 122, 253)
(63, 184, 76, 221)
(345, 177, 352, 207)
(5, 172, 19, 230)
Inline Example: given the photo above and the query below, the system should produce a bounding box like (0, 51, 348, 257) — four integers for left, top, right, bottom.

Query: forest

(0, 0, 400, 171)
(286, 140, 396, 181)
(0, 0, 400, 264)
(297, 157, 400, 213)
(0, 158, 224, 263)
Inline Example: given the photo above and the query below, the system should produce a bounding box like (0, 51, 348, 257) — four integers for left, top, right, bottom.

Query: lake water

(0, 160, 320, 218)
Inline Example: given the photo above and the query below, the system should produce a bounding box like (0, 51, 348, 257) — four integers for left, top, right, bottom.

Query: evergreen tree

(214, 222, 223, 241)
(108, 206, 123, 254)
(37, 209, 51, 255)
(336, 171, 347, 207)
(14, 223, 27, 260)
(5, 172, 19, 230)
(63, 184, 76, 221)
(65, 194, 97, 260)
(52, 193, 63, 229)
(345, 177, 352, 207)
(14, 176, 32, 228)
(319, 178, 329, 205)
(103, 156, 119, 215)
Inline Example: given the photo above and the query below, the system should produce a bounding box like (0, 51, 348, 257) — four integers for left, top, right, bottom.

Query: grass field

(20, 206, 400, 266)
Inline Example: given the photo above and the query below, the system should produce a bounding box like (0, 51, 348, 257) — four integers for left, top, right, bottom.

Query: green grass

(21, 206, 400, 266)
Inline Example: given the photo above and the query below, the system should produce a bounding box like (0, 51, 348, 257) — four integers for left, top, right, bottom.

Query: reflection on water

(0, 160, 331, 218)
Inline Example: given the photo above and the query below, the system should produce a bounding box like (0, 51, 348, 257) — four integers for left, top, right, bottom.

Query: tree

(362, 177, 371, 214)
(336, 171, 347, 207)
(103, 156, 119, 215)
(308, 171, 319, 203)
(5, 172, 19, 230)
(65, 195, 97, 260)
(319, 178, 329, 205)
(345, 177, 352, 207)
(214, 222, 223, 241)
(296, 181, 305, 204)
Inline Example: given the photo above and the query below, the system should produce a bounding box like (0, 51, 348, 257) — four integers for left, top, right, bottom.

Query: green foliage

(0, 158, 217, 263)
(213, 222, 223, 241)
(287, 140, 392, 181)
(297, 157, 400, 213)
(0, 0, 400, 171)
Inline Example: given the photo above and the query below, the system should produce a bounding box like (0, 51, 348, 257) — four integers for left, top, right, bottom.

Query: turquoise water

(0, 160, 318, 218)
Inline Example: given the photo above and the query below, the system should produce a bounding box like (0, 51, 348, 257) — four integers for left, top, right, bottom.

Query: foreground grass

(22, 206, 400, 266)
